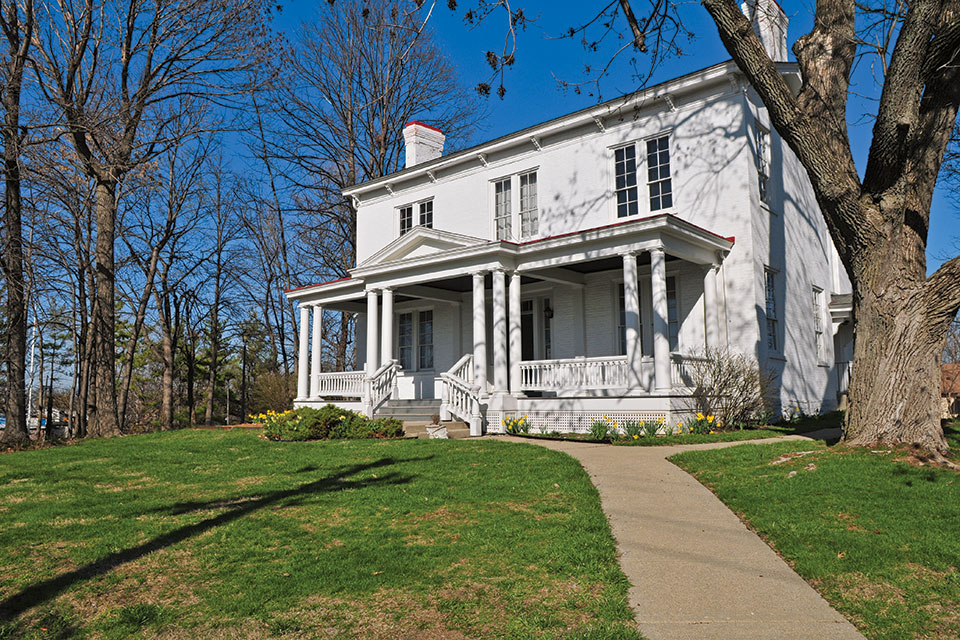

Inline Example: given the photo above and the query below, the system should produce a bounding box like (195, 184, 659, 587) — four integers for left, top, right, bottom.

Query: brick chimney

(403, 121, 445, 167)
(741, 0, 788, 62)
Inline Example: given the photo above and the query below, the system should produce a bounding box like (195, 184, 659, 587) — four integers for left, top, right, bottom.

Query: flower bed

(252, 405, 404, 441)
(505, 413, 787, 446)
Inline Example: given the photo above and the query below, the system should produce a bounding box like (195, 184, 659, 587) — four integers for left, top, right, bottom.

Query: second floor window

(419, 200, 433, 228)
(399, 205, 414, 235)
(646, 135, 672, 211)
(494, 178, 512, 240)
(755, 122, 770, 204)
(519, 171, 538, 238)
(615, 145, 639, 218)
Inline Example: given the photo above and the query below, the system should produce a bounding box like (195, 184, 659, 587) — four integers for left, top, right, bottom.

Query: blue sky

(274, 0, 957, 274)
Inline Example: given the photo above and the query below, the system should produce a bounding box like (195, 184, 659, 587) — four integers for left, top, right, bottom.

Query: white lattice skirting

(488, 410, 687, 435)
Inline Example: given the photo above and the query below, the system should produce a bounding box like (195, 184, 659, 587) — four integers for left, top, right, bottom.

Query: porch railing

(365, 360, 398, 416)
(308, 363, 397, 417)
(670, 353, 710, 388)
(439, 354, 481, 436)
(313, 371, 365, 398)
(519, 356, 629, 391)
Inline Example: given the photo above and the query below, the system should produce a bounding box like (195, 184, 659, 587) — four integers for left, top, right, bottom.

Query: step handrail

(439, 354, 482, 436)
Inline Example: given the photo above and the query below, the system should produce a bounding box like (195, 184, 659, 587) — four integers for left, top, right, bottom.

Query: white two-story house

(286, 0, 854, 435)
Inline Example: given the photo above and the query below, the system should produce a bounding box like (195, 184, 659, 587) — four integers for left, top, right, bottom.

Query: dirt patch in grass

(414, 506, 473, 525)
(296, 588, 474, 639)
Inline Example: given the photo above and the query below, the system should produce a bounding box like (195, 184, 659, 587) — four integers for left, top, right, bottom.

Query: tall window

(397, 313, 413, 368)
(541, 298, 552, 359)
(666, 276, 679, 351)
(755, 122, 770, 204)
(519, 171, 538, 238)
(646, 135, 672, 211)
(397, 310, 433, 370)
(399, 205, 414, 236)
(615, 145, 639, 218)
(765, 268, 779, 352)
(418, 310, 434, 369)
(812, 286, 824, 362)
(494, 178, 512, 240)
(419, 200, 433, 228)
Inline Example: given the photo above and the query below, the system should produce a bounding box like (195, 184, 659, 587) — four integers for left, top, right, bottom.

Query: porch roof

(286, 213, 734, 305)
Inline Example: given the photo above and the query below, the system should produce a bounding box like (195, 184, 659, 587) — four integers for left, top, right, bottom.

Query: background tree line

(0, 0, 479, 442)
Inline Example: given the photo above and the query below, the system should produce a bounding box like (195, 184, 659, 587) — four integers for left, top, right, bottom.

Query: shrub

(685, 348, 775, 429)
(258, 405, 404, 441)
(623, 419, 644, 439)
(589, 419, 609, 441)
(643, 419, 660, 438)
(687, 412, 716, 435)
(503, 415, 530, 435)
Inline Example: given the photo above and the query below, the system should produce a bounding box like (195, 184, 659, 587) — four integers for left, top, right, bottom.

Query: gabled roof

(359, 226, 489, 268)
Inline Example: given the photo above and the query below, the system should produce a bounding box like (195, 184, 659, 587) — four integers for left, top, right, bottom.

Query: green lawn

(0, 430, 641, 640)
(670, 420, 960, 640)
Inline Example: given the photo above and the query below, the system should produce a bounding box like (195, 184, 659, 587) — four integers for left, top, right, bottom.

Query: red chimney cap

(405, 121, 443, 134)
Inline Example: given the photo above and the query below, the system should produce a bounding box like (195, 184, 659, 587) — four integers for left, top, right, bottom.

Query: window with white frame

(755, 121, 770, 204)
(397, 312, 414, 368)
(399, 205, 414, 236)
(397, 310, 434, 370)
(765, 268, 779, 352)
(494, 178, 512, 240)
(419, 200, 433, 228)
(646, 135, 673, 211)
(666, 276, 679, 351)
(812, 286, 825, 362)
(614, 145, 639, 218)
(519, 171, 538, 238)
(418, 310, 434, 369)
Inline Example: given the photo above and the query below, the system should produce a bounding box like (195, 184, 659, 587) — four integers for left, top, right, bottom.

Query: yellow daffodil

(633, 434, 639, 439)
(696, 412, 704, 421)
(707, 415, 714, 423)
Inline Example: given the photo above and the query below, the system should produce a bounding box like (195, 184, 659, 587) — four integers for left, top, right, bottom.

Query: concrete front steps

(376, 399, 470, 439)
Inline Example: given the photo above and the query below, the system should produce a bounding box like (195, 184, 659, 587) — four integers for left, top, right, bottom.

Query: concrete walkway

(503, 431, 864, 639)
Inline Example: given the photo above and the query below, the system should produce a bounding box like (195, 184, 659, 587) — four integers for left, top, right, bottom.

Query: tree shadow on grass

(0, 455, 428, 621)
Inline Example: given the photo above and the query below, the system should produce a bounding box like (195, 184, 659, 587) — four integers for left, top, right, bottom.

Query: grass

(670, 419, 960, 640)
(0, 430, 641, 639)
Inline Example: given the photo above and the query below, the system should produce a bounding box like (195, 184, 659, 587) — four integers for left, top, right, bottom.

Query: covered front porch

(287, 215, 733, 434)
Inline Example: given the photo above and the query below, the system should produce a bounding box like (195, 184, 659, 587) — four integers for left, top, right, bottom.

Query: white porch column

(366, 290, 379, 376)
(492, 269, 508, 393)
(622, 253, 642, 389)
(703, 265, 720, 350)
(650, 246, 672, 391)
(296, 305, 310, 399)
(509, 271, 522, 395)
(472, 272, 487, 393)
(380, 288, 394, 366)
(310, 306, 323, 397)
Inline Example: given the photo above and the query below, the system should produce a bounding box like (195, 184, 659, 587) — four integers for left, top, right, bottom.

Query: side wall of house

(745, 89, 849, 415)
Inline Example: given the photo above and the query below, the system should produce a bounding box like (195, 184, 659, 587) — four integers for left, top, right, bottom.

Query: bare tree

(264, 0, 480, 368)
(0, 0, 34, 444)
(31, 0, 270, 437)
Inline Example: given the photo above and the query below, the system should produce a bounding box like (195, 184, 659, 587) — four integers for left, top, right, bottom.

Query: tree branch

(925, 255, 960, 328)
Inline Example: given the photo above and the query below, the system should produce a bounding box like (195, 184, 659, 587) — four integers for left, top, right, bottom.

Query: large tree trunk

(160, 329, 174, 430)
(845, 231, 951, 453)
(1, 90, 28, 445)
(90, 179, 119, 437)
